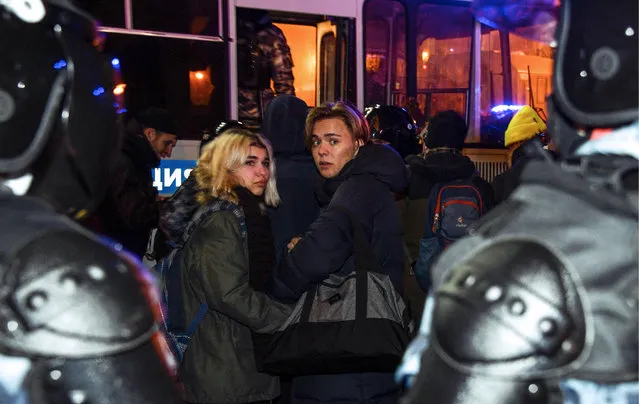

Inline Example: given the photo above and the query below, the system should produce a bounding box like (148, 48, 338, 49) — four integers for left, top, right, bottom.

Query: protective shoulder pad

(0, 230, 157, 358)
(404, 238, 590, 404)
(432, 238, 589, 378)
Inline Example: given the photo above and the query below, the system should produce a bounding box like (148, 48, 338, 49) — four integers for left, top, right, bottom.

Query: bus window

(480, 27, 510, 116)
(364, 0, 407, 107)
(133, 0, 221, 37)
(77, 0, 222, 37)
(320, 32, 337, 104)
(509, 33, 553, 117)
(416, 4, 473, 120)
(75, 0, 125, 28)
(103, 34, 227, 140)
(275, 24, 318, 107)
(480, 28, 553, 117)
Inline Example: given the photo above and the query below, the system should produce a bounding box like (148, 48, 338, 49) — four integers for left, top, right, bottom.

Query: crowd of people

(0, 0, 636, 403)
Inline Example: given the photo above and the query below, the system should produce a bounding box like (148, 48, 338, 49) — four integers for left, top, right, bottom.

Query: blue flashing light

(111, 58, 120, 67)
(92, 86, 105, 97)
(53, 60, 67, 70)
(116, 108, 128, 115)
(490, 104, 525, 114)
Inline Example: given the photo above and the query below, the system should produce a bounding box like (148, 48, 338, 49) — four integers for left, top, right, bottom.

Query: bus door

(231, 0, 361, 116)
(317, 18, 356, 105)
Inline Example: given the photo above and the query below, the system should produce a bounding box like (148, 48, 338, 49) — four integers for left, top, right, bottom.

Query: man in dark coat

(268, 101, 408, 404)
(262, 95, 320, 265)
(89, 108, 178, 257)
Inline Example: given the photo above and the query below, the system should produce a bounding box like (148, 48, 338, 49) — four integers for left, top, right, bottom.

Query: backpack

(414, 176, 485, 293)
(155, 200, 245, 362)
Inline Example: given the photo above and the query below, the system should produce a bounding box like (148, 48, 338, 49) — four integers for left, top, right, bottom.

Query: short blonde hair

(305, 101, 370, 148)
(194, 129, 280, 206)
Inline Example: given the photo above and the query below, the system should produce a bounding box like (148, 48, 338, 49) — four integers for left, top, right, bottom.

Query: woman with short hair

(179, 129, 291, 404)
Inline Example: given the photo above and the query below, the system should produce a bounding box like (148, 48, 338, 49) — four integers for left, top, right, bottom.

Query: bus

(77, 0, 553, 194)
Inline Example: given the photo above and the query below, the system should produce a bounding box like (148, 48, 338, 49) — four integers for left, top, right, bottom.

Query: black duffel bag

(255, 206, 414, 376)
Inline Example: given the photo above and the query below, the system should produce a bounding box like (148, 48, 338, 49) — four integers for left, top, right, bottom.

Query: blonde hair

(194, 129, 280, 206)
(305, 101, 370, 148)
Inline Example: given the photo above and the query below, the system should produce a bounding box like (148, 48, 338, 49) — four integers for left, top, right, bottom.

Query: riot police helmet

(365, 104, 421, 159)
(0, 0, 121, 219)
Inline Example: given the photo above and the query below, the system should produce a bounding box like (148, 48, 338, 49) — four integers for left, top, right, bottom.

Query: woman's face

(310, 118, 361, 179)
(234, 145, 270, 196)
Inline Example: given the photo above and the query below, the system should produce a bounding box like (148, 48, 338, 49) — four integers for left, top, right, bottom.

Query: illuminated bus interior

(77, 0, 553, 192)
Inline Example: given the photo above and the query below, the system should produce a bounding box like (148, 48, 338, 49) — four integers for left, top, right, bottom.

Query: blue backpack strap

(423, 182, 443, 238)
(186, 303, 208, 335)
(178, 200, 247, 337)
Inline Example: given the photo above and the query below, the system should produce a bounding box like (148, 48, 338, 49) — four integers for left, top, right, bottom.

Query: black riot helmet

(0, 0, 121, 218)
(473, 0, 638, 155)
(365, 105, 420, 159)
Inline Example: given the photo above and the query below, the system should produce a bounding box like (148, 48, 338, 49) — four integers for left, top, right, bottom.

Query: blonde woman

(178, 129, 291, 404)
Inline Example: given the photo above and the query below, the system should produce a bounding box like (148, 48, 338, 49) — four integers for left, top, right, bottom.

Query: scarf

(235, 186, 276, 292)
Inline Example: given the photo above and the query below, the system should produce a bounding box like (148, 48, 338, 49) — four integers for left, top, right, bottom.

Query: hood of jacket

(122, 133, 160, 171)
(318, 143, 409, 201)
(406, 150, 477, 183)
(262, 95, 308, 156)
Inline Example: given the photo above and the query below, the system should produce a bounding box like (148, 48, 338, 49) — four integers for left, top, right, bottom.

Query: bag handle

(331, 205, 385, 320)
(331, 205, 383, 275)
(300, 205, 384, 323)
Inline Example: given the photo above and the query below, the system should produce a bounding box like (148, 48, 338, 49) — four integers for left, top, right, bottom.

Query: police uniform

(0, 1, 180, 402)
(399, 0, 638, 402)
(238, 20, 295, 129)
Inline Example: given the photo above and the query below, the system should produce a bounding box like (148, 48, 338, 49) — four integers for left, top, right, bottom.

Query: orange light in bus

(366, 53, 382, 73)
(421, 50, 430, 69)
(189, 68, 214, 106)
(113, 83, 126, 95)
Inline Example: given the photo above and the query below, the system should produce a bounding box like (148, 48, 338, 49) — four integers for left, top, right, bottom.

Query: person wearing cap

(85, 107, 178, 258)
(400, 110, 494, 318)
(491, 105, 548, 205)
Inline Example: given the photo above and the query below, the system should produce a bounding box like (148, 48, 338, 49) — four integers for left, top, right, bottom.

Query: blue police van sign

(152, 159, 197, 196)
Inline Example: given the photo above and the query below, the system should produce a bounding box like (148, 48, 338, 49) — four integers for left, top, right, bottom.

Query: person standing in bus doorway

(237, 8, 296, 130)
(85, 107, 178, 258)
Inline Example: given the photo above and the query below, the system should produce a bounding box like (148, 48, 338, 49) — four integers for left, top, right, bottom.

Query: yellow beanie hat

(504, 105, 547, 147)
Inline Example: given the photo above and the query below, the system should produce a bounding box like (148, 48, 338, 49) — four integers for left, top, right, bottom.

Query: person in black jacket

(400, 110, 493, 319)
(89, 108, 177, 258)
(262, 95, 320, 266)
(268, 101, 408, 404)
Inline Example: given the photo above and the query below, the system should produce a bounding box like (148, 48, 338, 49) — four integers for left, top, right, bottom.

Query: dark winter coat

(179, 199, 292, 404)
(401, 151, 494, 265)
(89, 133, 160, 257)
(267, 143, 409, 404)
(262, 95, 319, 266)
